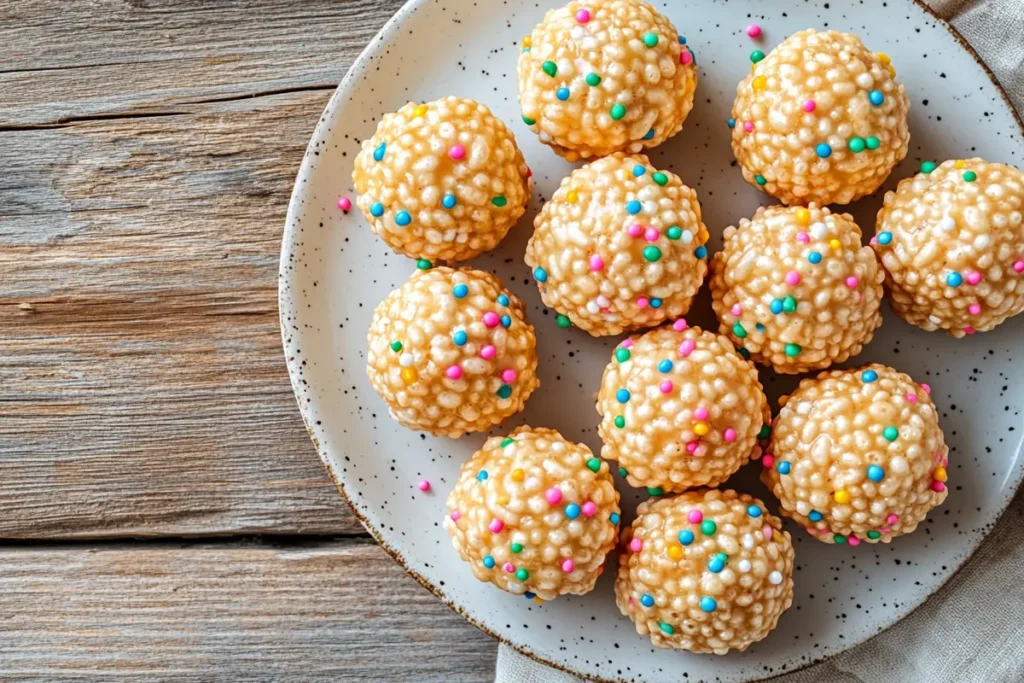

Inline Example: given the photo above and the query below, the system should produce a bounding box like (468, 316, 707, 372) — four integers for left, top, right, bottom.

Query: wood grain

(0, 538, 494, 681)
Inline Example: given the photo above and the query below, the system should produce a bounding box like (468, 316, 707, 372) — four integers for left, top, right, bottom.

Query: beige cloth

(496, 1, 1024, 681)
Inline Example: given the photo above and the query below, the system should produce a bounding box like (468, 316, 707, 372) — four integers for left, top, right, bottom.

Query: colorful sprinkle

(743, 120, 754, 132)
(746, 24, 762, 38)
(641, 593, 655, 607)
(867, 530, 881, 540)
(503, 562, 515, 573)
(561, 558, 575, 573)
(502, 438, 515, 448)
(723, 427, 737, 443)
(616, 388, 631, 403)
(582, 501, 598, 517)
(575, 7, 591, 22)
(883, 426, 899, 441)
(545, 487, 562, 505)
(556, 314, 571, 328)
(489, 519, 504, 533)
(727, 118, 736, 129)
(750, 49, 765, 63)
(667, 544, 683, 560)
(679, 339, 696, 357)
(752, 75, 767, 90)
(626, 200, 642, 215)
(610, 513, 620, 525)
(869, 90, 885, 106)
(515, 567, 529, 581)
(695, 245, 708, 259)
(480, 344, 496, 360)
(934, 466, 948, 482)
(877, 231, 892, 245)
(477, 470, 489, 482)
(700, 520, 717, 536)
(542, 61, 557, 77)
(784, 271, 801, 286)
(816, 143, 832, 158)
(533, 267, 548, 283)
(964, 171, 978, 182)
(610, 103, 627, 120)
(413, 104, 428, 117)
(866, 136, 880, 150)
(614, 415, 625, 428)
(445, 365, 463, 380)
(699, 596, 717, 613)
(761, 454, 774, 468)
(491, 195, 508, 208)
(778, 461, 791, 476)
(565, 503, 581, 520)
(370, 202, 384, 217)
(803, 99, 816, 112)
(647, 486, 664, 496)
(522, 114, 536, 125)
(809, 510, 823, 522)
(643, 245, 662, 262)
(556, 87, 570, 101)
(337, 196, 352, 211)
(417, 480, 430, 492)
(510, 542, 524, 554)
(629, 538, 643, 552)
(586, 72, 601, 87)
(687, 509, 703, 524)
(395, 210, 411, 227)
(833, 489, 851, 504)
(483, 555, 495, 568)
(416, 258, 432, 270)
(497, 385, 512, 399)
(450, 510, 461, 521)
(921, 160, 937, 174)
(754, 174, 767, 186)
(658, 621, 674, 635)
(759, 424, 772, 439)
(866, 464, 885, 483)
(680, 50, 693, 65)
(615, 348, 631, 364)
(848, 137, 866, 153)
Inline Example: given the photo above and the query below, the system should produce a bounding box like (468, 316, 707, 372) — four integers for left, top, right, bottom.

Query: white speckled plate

(279, 1, 1024, 680)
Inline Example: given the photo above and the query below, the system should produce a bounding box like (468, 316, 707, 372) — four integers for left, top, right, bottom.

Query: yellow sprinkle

(876, 51, 891, 65)
(955, 160, 965, 169)
(888, 64, 897, 78)
(498, 496, 510, 505)
(413, 104, 428, 117)
(667, 544, 683, 560)
(829, 239, 842, 251)
(566, 190, 579, 204)
(532, 596, 543, 603)
(522, 35, 532, 48)
(833, 489, 851, 504)
(933, 466, 948, 482)
(752, 75, 767, 91)
(511, 468, 525, 482)
(795, 208, 811, 225)
(400, 367, 418, 384)
(693, 422, 710, 436)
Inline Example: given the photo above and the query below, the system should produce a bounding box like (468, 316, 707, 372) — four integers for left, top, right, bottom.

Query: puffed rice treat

(615, 489, 794, 654)
(761, 364, 949, 545)
(873, 158, 1024, 336)
(353, 97, 531, 263)
(517, 0, 698, 162)
(596, 323, 770, 494)
(525, 153, 709, 336)
(366, 266, 538, 437)
(709, 204, 884, 374)
(444, 426, 621, 600)
(730, 29, 910, 206)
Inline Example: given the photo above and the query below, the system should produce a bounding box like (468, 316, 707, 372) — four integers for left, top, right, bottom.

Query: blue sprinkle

(650, 298, 662, 309)
(616, 388, 631, 403)
(867, 464, 885, 482)
(809, 251, 823, 264)
(809, 510, 823, 522)
(442, 193, 457, 209)
(497, 294, 510, 306)
(877, 231, 892, 245)
(373, 142, 386, 161)
(727, 118, 736, 128)
(533, 267, 548, 283)
(497, 385, 512, 399)
(556, 87, 570, 101)
(395, 210, 411, 226)
(770, 299, 784, 315)
(708, 553, 727, 573)
(869, 90, 885, 106)
(862, 369, 878, 383)
(699, 596, 717, 613)
(500, 315, 512, 328)
(610, 513, 620, 525)
(678, 529, 695, 546)
(483, 555, 495, 569)
(695, 245, 708, 259)
(778, 461, 792, 475)
(477, 470, 489, 482)
(565, 503, 581, 519)
(658, 359, 673, 373)
(747, 505, 762, 518)
(816, 142, 832, 158)
(452, 284, 468, 298)
(633, 164, 646, 177)
(641, 594, 655, 607)
(738, 346, 750, 359)
(453, 330, 468, 346)
(643, 127, 655, 140)
(626, 200, 642, 215)
(524, 592, 535, 600)
(946, 271, 963, 287)
(755, 323, 765, 332)
(678, 35, 687, 44)
(370, 202, 384, 217)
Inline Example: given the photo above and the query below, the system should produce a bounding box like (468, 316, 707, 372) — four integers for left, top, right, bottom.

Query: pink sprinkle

(870, 236, 878, 245)
(627, 223, 643, 238)
(489, 519, 505, 533)
(762, 454, 775, 468)
(730, 304, 743, 317)
(886, 514, 899, 526)
(589, 254, 604, 271)
(679, 339, 696, 357)
(545, 487, 563, 505)
(480, 345, 496, 360)
(1014, 260, 1024, 273)
(337, 196, 352, 211)
(694, 407, 709, 421)
(659, 380, 674, 394)
(622, 338, 634, 348)
(482, 311, 500, 327)
(686, 441, 699, 454)
(448, 144, 466, 160)
(501, 369, 518, 383)
(796, 232, 810, 243)
(762, 524, 773, 541)
(848, 535, 861, 547)
(562, 559, 576, 573)
(644, 227, 660, 242)
(880, 527, 891, 535)
(802, 99, 816, 112)
(746, 24, 762, 38)
(687, 509, 703, 524)
(680, 50, 693, 65)
(930, 480, 946, 492)
(968, 303, 982, 315)
(743, 121, 754, 132)
(418, 480, 431, 492)
(921, 383, 931, 394)
(445, 365, 463, 380)
(582, 501, 598, 517)
(575, 8, 591, 23)
(906, 392, 918, 403)
(672, 318, 688, 332)
(964, 325, 975, 335)
(629, 538, 643, 552)
(784, 271, 801, 286)
(806, 527, 818, 535)
(503, 562, 515, 573)
(450, 510, 461, 521)
(636, 297, 649, 309)
(845, 276, 859, 288)
(724, 428, 737, 442)
(966, 271, 982, 285)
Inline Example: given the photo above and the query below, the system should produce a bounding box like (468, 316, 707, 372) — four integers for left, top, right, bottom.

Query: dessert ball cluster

(525, 153, 710, 336)
(615, 489, 795, 654)
(517, 0, 698, 161)
(710, 204, 884, 374)
(596, 323, 770, 493)
(366, 266, 539, 437)
(762, 364, 949, 545)
(444, 427, 621, 600)
(873, 158, 1024, 337)
(353, 97, 531, 263)
(730, 29, 910, 206)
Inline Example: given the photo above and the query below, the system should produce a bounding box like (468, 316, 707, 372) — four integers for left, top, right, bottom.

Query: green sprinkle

(848, 137, 866, 153)
(497, 385, 512, 399)
(614, 415, 626, 429)
(758, 424, 772, 439)
(416, 258, 432, 270)
(920, 160, 937, 174)
(643, 32, 659, 47)
(883, 426, 899, 441)
(610, 103, 627, 120)
(643, 246, 662, 262)
(866, 136, 880, 150)
(510, 542, 524, 554)
(964, 171, 978, 182)
(587, 458, 601, 473)
(700, 520, 717, 536)
(501, 438, 514, 447)
(492, 195, 508, 208)
(782, 295, 798, 313)
(515, 567, 529, 581)
(647, 486, 664, 496)
(754, 174, 767, 186)
(834, 534, 847, 544)
(750, 50, 765, 63)
(732, 322, 747, 339)
(667, 226, 682, 240)
(653, 172, 668, 186)
(542, 61, 557, 77)
(585, 72, 601, 87)
(867, 530, 881, 539)
(615, 348, 631, 363)
(784, 343, 802, 357)
(522, 114, 536, 125)
(658, 621, 674, 635)
(556, 314, 571, 329)
(618, 466, 628, 477)
(390, 340, 403, 352)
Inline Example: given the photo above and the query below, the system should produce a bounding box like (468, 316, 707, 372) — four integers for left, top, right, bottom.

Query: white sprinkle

(680, 229, 694, 243)
(973, 233, 992, 250)
(737, 559, 752, 573)
(769, 570, 783, 585)
(810, 222, 829, 240)
(855, 73, 874, 89)
(586, 300, 600, 314)
(937, 216, 956, 232)
(399, 353, 414, 367)
(596, 295, 611, 308)
(742, 533, 755, 549)
(929, 315, 943, 325)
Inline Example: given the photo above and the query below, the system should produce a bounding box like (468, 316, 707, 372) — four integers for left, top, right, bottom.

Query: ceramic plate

(280, 1, 1024, 680)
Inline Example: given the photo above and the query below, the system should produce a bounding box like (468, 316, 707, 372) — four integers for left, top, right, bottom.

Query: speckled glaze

(280, 1, 1024, 681)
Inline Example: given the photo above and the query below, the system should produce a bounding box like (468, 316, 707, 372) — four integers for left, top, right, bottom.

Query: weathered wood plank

(0, 539, 496, 681)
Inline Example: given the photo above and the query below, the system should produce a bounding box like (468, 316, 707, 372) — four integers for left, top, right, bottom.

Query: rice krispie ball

(762, 364, 949, 545)
(596, 323, 770, 494)
(366, 266, 539, 437)
(353, 97, 531, 263)
(710, 204, 884, 374)
(730, 29, 910, 206)
(444, 427, 621, 601)
(517, 0, 698, 162)
(525, 153, 709, 336)
(615, 489, 795, 654)
(873, 158, 1024, 337)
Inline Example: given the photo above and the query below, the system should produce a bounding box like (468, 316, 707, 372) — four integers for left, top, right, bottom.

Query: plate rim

(278, 1, 1024, 680)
